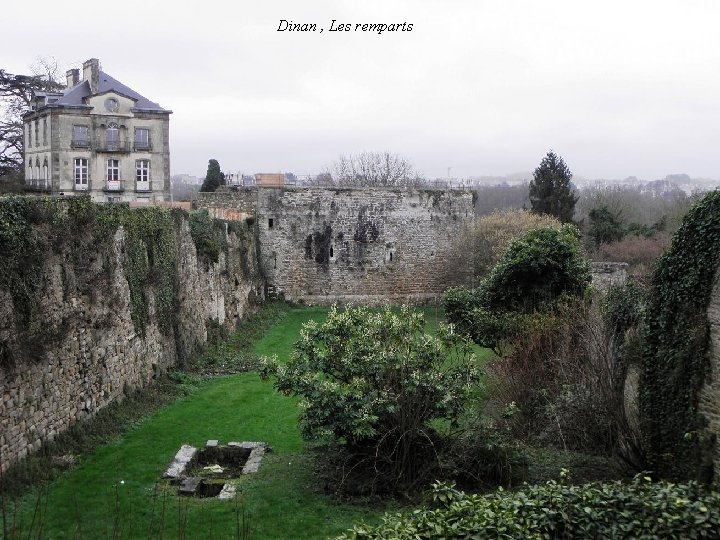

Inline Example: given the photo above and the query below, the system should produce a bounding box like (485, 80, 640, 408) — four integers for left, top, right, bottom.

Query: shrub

(594, 232, 671, 278)
(338, 476, 720, 539)
(481, 225, 590, 313)
(260, 306, 481, 494)
(444, 225, 591, 349)
(452, 209, 562, 283)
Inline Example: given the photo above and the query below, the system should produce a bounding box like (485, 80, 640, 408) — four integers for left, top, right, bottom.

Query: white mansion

(24, 58, 171, 203)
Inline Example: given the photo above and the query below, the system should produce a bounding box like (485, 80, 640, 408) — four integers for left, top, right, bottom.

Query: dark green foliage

(0, 197, 182, 368)
(189, 208, 227, 265)
(339, 476, 720, 539)
(444, 225, 590, 351)
(588, 205, 624, 246)
(639, 190, 720, 482)
(529, 151, 578, 223)
(260, 306, 481, 494)
(482, 225, 590, 313)
(120, 206, 179, 336)
(200, 159, 223, 192)
(602, 281, 646, 337)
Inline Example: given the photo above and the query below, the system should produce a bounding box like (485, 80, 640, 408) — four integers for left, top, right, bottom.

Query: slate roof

(54, 70, 170, 113)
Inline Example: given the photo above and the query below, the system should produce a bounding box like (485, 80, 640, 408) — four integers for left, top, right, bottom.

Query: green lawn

(4, 304, 492, 539)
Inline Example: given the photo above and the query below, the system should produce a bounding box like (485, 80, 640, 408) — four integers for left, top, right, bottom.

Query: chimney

(82, 58, 100, 93)
(65, 68, 80, 88)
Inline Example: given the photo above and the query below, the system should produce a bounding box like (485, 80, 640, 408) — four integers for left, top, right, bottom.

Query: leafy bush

(482, 225, 590, 313)
(451, 209, 562, 283)
(339, 476, 720, 539)
(260, 306, 481, 494)
(445, 225, 591, 351)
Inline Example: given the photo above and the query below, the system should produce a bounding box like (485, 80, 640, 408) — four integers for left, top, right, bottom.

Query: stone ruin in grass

(163, 440, 268, 499)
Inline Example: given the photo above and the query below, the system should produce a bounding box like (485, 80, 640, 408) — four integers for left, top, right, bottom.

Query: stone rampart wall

(590, 261, 629, 290)
(0, 214, 263, 471)
(254, 187, 474, 304)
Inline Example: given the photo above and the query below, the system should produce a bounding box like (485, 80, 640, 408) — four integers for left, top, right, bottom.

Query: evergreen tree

(588, 205, 625, 246)
(529, 151, 578, 223)
(200, 159, 223, 192)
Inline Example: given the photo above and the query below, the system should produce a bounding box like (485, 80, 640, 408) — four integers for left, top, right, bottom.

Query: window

(35, 159, 40, 181)
(268, 218, 274, 229)
(43, 118, 47, 145)
(28, 124, 32, 147)
(106, 123, 119, 149)
(74, 158, 88, 189)
(106, 159, 120, 181)
(136, 160, 150, 189)
(72, 125, 89, 147)
(27, 160, 33, 180)
(134, 128, 149, 149)
(34, 121, 39, 147)
(43, 158, 48, 180)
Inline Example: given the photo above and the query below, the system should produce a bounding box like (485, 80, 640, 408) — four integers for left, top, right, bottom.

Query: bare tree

(325, 151, 423, 187)
(0, 57, 63, 177)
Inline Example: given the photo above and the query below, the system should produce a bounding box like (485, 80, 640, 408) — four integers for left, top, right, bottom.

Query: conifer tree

(529, 151, 577, 223)
(200, 159, 223, 192)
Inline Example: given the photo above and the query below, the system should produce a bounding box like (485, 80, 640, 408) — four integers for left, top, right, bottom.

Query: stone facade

(699, 266, 720, 480)
(590, 262, 629, 290)
(23, 58, 171, 204)
(0, 215, 263, 471)
(200, 187, 474, 305)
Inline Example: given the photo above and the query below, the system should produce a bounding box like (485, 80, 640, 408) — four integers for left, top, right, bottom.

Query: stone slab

(178, 476, 202, 496)
(218, 483, 236, 500)
(242, 446, 266, 474)
(164, 444, 197, 479)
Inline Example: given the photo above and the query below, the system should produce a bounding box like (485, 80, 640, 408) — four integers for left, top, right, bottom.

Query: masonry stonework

(200, 187, 474, 305)
(0, 215, 263, 471)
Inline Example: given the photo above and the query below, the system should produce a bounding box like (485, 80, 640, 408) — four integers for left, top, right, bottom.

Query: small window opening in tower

(389, 252, 393, 262)
(268, 218, 274, 229)
(330, 246, 334, 258)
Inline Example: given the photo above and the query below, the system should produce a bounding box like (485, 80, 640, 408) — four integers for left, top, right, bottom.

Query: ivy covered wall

(0, 197, 264, 470)
(640, 190, 720, 482)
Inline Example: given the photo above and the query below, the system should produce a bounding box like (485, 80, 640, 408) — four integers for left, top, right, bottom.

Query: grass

(2, 303, 493, 539)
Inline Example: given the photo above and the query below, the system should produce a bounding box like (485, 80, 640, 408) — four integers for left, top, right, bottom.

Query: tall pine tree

(529, 151, 577, 223)
(200, 159, 224, 192)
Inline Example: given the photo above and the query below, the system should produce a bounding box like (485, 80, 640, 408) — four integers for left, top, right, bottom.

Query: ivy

(639, 190, 720, 481)
(189, 208, 228, 266)
(0, 197, 182, 367)
(121, 206, 179, 336)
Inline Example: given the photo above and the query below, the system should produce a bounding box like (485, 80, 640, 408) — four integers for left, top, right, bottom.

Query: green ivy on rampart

(189, 208, 227, 266)
(640, 190, 720, 482)
(0, 197, 182, 367)
(121, 206, 179, 336)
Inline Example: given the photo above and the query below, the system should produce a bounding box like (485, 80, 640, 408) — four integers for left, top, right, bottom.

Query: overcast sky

(5, 0, 720, 180)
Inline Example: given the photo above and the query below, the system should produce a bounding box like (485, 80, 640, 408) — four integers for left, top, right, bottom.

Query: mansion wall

(0, 214, 263, 471)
